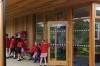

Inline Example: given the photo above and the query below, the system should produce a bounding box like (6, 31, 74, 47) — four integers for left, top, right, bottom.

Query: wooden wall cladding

(26, 15, 34, 48)
(6, 15, 34, 48)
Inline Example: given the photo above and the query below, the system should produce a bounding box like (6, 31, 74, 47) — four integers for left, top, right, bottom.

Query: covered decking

(0, 0, 100, 66)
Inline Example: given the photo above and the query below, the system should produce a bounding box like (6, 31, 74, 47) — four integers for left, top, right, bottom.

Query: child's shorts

(33, 52, 38, 58)
(40, 53, 47, 57)
(16, 47, 21, 54)
(21, 48, 25, 53)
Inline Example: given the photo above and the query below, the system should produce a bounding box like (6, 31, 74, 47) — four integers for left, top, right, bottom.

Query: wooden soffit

(7, 0, 96, 20)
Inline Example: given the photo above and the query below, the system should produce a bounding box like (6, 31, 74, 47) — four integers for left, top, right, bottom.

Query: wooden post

(0, 0, 4, 66)
(67, 8, 73, 66)
(89, 3, 95, 66)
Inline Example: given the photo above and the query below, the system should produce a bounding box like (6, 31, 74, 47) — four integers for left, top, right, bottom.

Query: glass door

(48, 21, 68, 66)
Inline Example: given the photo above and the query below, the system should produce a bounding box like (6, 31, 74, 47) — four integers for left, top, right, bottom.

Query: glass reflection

(49, 24, 67, 61)
(73, 20, 89, 66)
(56, 24, 66, 60)
(95, 19, 100, 66)
(73, 7, 89, 18)
(36, 16, 43, 44)
(50, 26, 55, 60)
(46, 13, 56, 21)
(57, 11, 67, 21)
(96, 6, 100, 16)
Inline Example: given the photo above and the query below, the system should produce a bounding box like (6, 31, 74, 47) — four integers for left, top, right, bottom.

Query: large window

(73, 6, 90, 66)
(95, 19, 100, 66)
(46, 13, 56, 21)
(36, 16, 43, 44)
(96, 5, 100, 16)
(95, 23, 100, 40)
(57, 11, 67, 21)
(95, 4, 100, 66)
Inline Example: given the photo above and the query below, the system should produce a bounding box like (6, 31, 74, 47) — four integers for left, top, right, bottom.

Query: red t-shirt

(6, 38, 10, 48)
(40, 43, 50, 53)
(17, 42, 23, 47)
(10, 39, 15, 48)
(29, 45, 38, 53)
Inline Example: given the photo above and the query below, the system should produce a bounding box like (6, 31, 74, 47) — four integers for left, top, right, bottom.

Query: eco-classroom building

(0, 0, 100, 66)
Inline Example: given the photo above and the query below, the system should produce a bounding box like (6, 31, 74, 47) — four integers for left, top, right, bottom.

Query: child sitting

(29, 42, 39, 62)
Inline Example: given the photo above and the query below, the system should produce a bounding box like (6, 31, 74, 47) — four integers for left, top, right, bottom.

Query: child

(29, 42, 38, 62)
(9, 36, 16, 59)
(23, 39, 29, 54)
(40, 40, 50, 66)
(32, 42, 39, 62)
(6, 34, 10, 58)
(17, 39, 23, 61)
(20, 39, 27, 59)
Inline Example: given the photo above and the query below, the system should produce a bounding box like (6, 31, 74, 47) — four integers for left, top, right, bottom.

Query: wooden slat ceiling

(6, 0, 94, 19)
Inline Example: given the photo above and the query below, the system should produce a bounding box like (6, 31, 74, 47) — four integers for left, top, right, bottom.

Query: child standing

(32, 42, 39, 62)
(17, 39, 23, 61)
(6, 34, 10, 58)
(9, 36, 16, 59)
(40, 40, 50, 66)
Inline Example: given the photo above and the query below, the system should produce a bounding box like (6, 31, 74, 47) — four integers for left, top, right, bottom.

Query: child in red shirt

(40, 40, 50, 66)
(29, 42, 38, 62)
(9, 36, 16, 58)
(17, 39, 23, 61)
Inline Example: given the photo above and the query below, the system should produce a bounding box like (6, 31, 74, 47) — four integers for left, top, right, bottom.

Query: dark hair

(6, 34, 8, 36)
(18, 38, 22, 42)
(12, 36, 14, 39)
(42, 40, 45, 42)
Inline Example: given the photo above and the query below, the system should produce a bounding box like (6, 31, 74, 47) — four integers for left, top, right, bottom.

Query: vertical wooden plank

(0, 1, 4, 66)
(22, 16, 27, 31)
(67, 8, 73, 66)
(89, 2, 95, 66)
(11, 20, 13, 36)
(26, 15, 34, 48)
(13, 18, 16, 35)
(14, 18, 18, 33)
(33, 14, 36, 43)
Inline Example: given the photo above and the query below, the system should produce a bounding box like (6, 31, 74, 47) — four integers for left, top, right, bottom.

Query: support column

(0, 0, 4, 66)
(89, 3, 95, 66)
(67, 8, 73, 66)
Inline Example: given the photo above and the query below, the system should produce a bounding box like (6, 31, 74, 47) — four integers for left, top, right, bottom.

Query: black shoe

(17, 59, 21, 61)
(13, 57, 16, 59)
(20, 57, 24, 60)
(6, 57, 9, 59)
(9, 56, 13, 58)
(40, 65, 42, 66)
(44, 65, 46, 66)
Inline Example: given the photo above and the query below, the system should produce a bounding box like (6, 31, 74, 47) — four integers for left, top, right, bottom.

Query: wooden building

(1, 0, 100, 66)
